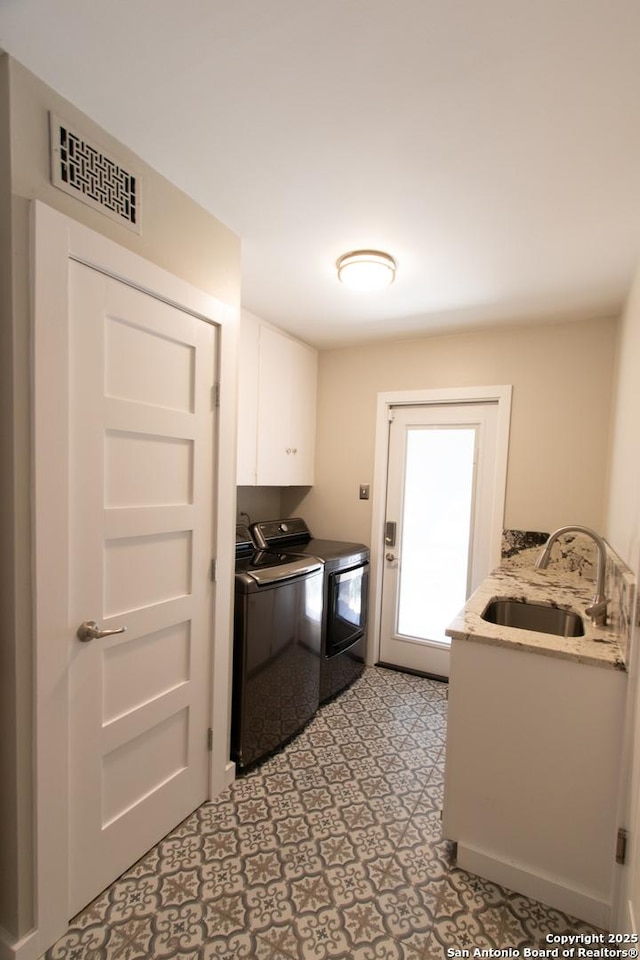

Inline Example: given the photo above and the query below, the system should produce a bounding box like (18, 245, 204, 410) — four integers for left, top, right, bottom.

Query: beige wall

(283, 316, 618, 548)
(604, 262, 640, 933)
(606, 261, 640, 571)
(0, 54, 241, 943)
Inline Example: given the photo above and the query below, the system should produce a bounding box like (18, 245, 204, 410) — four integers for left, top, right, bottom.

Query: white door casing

(32, 202, 238, 958)
(611, 580, 640, 932)
(369, 386, 512, 672)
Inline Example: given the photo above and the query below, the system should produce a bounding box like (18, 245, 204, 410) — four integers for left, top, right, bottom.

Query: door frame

(368, 385, 512, 668)
(611, 574, 640, 931)
(30, 201, 239, 958)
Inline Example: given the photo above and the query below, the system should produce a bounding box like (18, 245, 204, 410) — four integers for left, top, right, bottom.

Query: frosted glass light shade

(337, 250, 397, 291)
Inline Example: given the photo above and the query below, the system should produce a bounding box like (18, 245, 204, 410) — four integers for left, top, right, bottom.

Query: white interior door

(379, 401, 500, 679)
(67, 261, 215, 916)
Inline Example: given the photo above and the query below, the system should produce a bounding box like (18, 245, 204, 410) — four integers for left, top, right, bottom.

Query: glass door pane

(397, 426, 476, 644)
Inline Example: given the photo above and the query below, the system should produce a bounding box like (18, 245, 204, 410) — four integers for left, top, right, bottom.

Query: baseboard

(456, 842, 611, 929)
(0, 926, 40, 960)
(621, 898, 637, 935)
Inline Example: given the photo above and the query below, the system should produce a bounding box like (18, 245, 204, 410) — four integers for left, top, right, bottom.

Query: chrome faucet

(535, 525, 609, 627)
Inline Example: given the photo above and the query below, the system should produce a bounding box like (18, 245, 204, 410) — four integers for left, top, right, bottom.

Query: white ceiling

(2, 0, 640, 348)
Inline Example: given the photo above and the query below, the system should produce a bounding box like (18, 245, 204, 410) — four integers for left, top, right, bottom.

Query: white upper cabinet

(236, 312, 260, 485)
(256, 325, 317, 485)
(237, 313, 317, 486)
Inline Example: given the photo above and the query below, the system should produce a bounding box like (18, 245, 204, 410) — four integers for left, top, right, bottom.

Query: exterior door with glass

(379, 401, 501, 679)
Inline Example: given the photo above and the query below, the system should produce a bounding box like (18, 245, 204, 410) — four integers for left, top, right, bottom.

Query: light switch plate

(359, 484, 370, 500)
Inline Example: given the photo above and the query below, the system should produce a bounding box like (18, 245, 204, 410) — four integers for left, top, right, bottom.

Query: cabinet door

(289, 338, 317, 485)
(236, 312, 259, 484)
(254, 325, 317, 486)
(256, 326, 293, 484)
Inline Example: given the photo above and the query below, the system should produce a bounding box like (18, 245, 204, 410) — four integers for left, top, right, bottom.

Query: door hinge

(213, 382, 220, 407)
(616, 827, 628, 865)
(210, 558, 216, 582)
(207, 728, 213, 752)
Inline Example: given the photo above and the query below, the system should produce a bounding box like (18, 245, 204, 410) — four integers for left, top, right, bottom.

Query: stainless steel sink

(481, 599, 584, 637)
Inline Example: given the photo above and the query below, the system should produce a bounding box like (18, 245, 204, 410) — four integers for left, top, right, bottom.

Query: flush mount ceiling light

(336, 249, 397, 291)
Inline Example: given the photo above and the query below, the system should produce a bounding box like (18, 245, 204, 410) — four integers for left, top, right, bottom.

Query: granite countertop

(445, 562, 627, 671)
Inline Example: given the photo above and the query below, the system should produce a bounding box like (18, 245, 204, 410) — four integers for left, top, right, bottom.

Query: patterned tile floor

(47, 666, 603, 959)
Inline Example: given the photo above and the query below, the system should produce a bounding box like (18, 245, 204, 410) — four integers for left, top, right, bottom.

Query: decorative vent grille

(49, 114, 141, 233)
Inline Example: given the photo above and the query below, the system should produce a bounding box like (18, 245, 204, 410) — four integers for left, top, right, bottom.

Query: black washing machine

(251, 518, 369, 703)
(233, 524, 323, 770)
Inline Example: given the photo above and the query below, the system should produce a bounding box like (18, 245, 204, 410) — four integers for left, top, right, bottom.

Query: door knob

(386, 553, 397, 561)
(77, 620, 127, 643)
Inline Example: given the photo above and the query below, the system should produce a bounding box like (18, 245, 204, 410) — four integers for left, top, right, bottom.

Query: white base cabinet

(443, 638, 626, 929)
(237, 312, 317, 486)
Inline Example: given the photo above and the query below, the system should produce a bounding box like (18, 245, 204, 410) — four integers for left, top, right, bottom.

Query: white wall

(284, 315, 618, 547)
